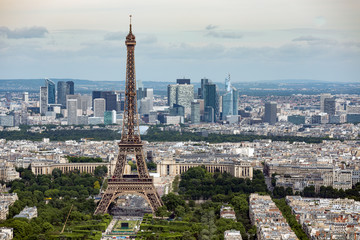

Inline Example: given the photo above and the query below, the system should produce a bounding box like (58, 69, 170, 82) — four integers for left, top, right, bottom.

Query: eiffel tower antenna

(95, 16, 163, 215)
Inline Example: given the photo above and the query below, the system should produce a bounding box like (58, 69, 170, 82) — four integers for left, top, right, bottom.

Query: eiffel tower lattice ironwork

(94, 16, 163, 215)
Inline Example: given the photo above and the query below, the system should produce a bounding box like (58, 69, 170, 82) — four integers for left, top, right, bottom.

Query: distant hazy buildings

(264, 102, 277, 125)
(137, 87, 154, 114)
(320, 93, 332, 112)
(324, 97, 336, 116)
(22, 92, 29, 102)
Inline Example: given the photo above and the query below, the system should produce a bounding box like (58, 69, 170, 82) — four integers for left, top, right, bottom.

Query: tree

(52, 168, 62, 179)
(94, 181, 100, 190)
(175, 205, 186, 218)
(155, 206, 170, 217)
(94, 166, 108, 177)
(162, 193, 185, 212)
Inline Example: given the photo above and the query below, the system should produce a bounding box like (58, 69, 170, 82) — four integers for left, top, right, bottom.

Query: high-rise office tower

(66, 94, 82, 110)
(167, 84, 194, 115)
(264, 102, 277, 125)
(324, 97, 336, 116)
(222, 75, 239, 120)
(320, 93, 332, 112)
(139, 98, 151, 115)
(176, 78, 190, 84)
(57, 81, 67, 107)
(138, 88, 154, 111)
(67, 81, 74, 95)
(144, 88, 153, 110)
(22, 92, 29, 102)
(233, 89, 239, 115)
(94, 98, 106, 118)
(58, 81, 75, 107)
(191, 101, 200, 124)
(222, 92, 233, 120)
(204, 83, 219, 122)
(104, 111, 116, 125)
(67, 99, 78, 125)
(167, 85, 177, 108)
(92, 91, 120, 111)
(170, 104, 185, 117)
(198, 78, 209, 99)
(45, 79, 56, 104)
(39, 86, 48, 114)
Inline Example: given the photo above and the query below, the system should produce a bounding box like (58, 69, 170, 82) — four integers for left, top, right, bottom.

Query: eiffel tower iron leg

(94, 192, 114, 215)
(135, 148, 149, 178)
(113, 152, 126, 178)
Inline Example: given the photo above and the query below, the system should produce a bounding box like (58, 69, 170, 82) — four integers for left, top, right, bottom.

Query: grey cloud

(0, 26, 48, 39)
(206, 24, 218, 30)
(104, 31, 126, 41)
(292, 35, 338, 45)
(204, 25, 242, 39)
(206, 31, 242, 39)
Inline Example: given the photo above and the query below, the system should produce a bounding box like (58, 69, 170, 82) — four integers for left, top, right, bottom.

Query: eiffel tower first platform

(94, 17, 163, 215)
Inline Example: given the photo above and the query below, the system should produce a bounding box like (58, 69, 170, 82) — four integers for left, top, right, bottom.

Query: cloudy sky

(0, 0, 359, 83)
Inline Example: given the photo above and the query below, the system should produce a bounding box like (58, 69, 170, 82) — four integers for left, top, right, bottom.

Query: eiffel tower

(94, 16, 163, 215)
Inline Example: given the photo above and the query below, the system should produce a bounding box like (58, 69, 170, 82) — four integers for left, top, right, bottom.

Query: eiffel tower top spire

(121, 15, 140, 144)
(126, 15, 136, 44)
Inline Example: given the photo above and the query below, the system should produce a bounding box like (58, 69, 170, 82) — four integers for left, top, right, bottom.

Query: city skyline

(0, 0, 359, 82)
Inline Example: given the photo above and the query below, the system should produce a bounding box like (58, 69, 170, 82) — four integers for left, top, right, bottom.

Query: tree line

(142, 126, 337, 144)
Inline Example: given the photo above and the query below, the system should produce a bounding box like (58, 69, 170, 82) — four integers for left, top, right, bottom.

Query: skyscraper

(167, 84, 194, 115)
(39, 86, 47, 114)
(92, 91, 121, 111)
(67, 81, 74, 95)
(324, 97, 336, 116)
(58, 81, 75, 107)
(191, 101, 200, 124)
(222, 75, 239, 120)
(22, 92, 29, 102)
(138, 88, 154, 111)
(320, 93, 332, 112)
(67, 99, 78, 125)
(94, 98, 106, 118)
(204, 83, 219, 122)
(264, 102, 277, 125)
(176, 78, 190, 84)
(45, 79, 56, 104)
(198, 78, 209, 99)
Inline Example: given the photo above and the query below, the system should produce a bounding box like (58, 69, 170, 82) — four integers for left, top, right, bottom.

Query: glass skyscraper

(222, 75, 238, 120)
(58, 81, 75, 107)
(46, 79, 56, 104)
(204, 83, 219, 122)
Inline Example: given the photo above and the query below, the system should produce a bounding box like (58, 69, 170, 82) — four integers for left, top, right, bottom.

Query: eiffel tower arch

(94, 16, 163, 215)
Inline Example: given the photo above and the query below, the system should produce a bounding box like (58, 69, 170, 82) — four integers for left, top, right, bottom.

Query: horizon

(0, 1, 359, 82)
